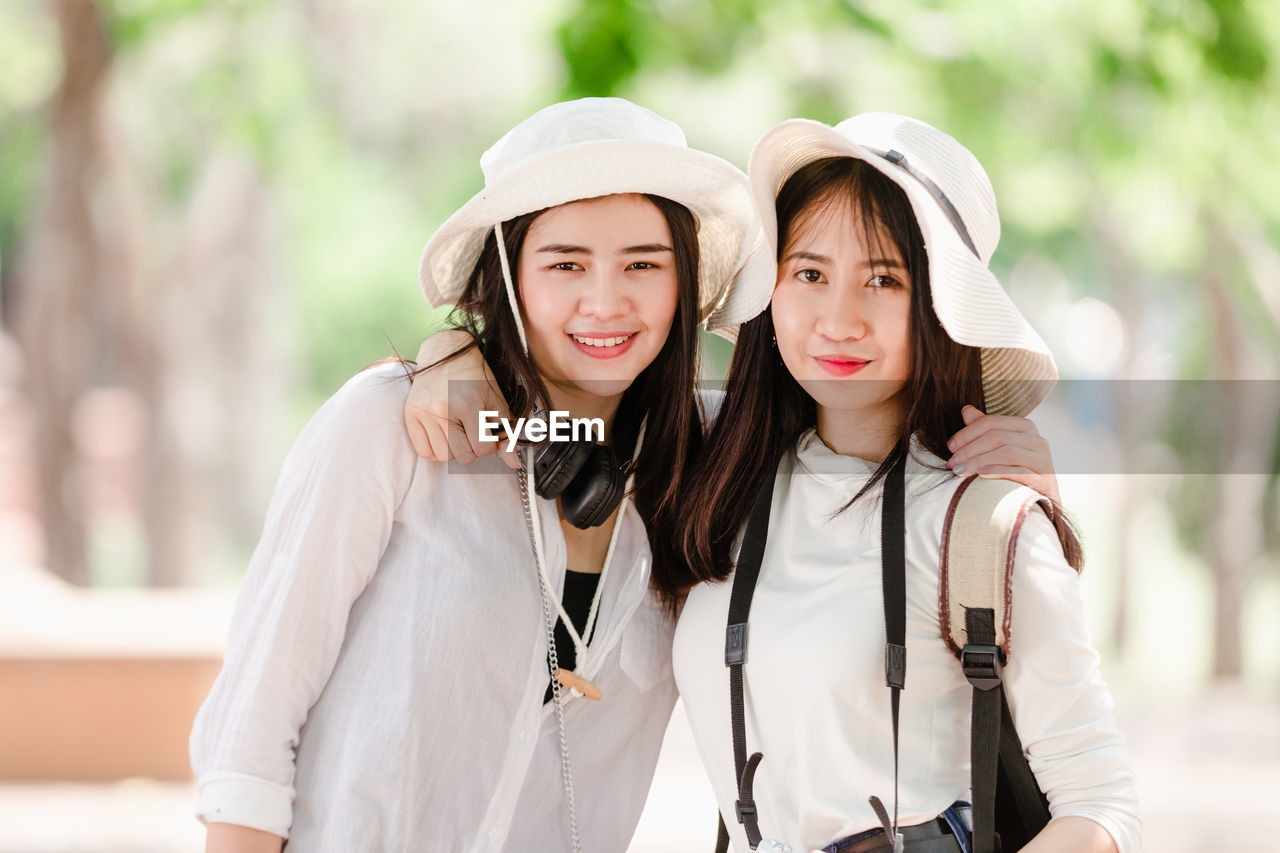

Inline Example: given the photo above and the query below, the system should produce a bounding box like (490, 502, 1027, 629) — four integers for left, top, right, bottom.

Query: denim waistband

(821, 802, 972, 853)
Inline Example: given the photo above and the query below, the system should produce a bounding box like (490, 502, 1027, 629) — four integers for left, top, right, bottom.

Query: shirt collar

(793, 428, 879, 487)
(793, 428, 949, 489)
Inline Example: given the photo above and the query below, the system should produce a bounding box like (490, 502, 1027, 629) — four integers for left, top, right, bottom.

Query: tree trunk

(1203, 219, 1277, 679)
(1095, 214, 1141, 655)
(144, 155, 291, 586)
(13, 0, 113, 585)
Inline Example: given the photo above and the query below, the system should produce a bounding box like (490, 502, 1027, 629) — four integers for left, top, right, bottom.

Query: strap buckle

(960, 643, 1003, 691)
(884, 642, 906, 690)
(735, 799, 757, 824)
(725, 623, 748, 666)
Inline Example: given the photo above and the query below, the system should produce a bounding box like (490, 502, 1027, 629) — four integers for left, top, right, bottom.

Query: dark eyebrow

(533, 243, 674, 255)
(621, 243, 673, 255)
(534, 243, 590, 255)
(781, 250, 832, 264)
(781, 250, 907, 270)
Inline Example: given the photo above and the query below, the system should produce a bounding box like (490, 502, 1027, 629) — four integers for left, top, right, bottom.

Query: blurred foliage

(0, 0, 1277, 604)
(0, 0, 1274, 409)
(549, 0, 1280, 589)
(0, 4, 54, 302)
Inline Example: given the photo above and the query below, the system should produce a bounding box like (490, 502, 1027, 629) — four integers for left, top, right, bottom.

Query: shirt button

(519, 729, 529, 743)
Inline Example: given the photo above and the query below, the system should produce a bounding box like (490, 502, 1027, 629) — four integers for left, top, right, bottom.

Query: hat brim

(419, 139, 771, 325)
(713, 119, 1056, 417)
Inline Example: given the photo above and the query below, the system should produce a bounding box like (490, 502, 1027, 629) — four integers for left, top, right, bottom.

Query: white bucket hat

(418, 97, 771, 326)
(714, 112, 1057, 417)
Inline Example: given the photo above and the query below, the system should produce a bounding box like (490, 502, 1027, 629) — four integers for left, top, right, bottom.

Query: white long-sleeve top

(190, 363, 678, 852)
(673, 429, 1141, 853)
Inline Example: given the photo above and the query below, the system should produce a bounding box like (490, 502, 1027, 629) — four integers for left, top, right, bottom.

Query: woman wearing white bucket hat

(189, 97, 773, 852)
(672, 115, 1140, 853)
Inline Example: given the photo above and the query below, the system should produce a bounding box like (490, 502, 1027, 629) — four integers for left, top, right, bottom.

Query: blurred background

(1, 0, 1277, 850)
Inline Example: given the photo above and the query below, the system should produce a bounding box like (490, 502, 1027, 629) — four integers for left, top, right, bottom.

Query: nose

(578, 266, 629, 320)
(813, 282, 868, 342)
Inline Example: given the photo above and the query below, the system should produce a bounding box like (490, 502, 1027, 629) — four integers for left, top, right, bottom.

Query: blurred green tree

(550, 0, 1280, 679)
(1, 0, 1275, 684)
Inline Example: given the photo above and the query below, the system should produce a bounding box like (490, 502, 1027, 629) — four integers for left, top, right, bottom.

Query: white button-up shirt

(673, 430, 1141, 853)
(190, 364, 678, 851)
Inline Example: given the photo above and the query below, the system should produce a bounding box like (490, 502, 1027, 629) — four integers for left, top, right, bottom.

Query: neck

(815, 401, 901, 463)
(544, 384, 622, 439)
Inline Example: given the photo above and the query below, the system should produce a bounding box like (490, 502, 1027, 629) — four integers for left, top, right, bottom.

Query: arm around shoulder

(405, 330, 519, 467)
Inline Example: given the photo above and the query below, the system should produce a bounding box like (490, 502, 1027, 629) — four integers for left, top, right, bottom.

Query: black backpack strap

(724, 458, 779, 849)
(715, 813, 731, 853)
(996, 693, 1051, 848)
(868, 445, 908, 844)
(963, 607, 1004, 853)
(941, 476, 1055, 851)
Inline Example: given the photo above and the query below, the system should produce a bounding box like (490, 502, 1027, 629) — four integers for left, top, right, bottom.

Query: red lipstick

(814, 356, 869, 377)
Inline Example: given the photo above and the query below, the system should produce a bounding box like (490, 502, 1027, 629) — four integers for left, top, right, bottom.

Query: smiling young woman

(672, 116, 1138, 853)
(189, 97, 772, 853)
(770, 188, 914, 461)
(517, 193, 681, 426)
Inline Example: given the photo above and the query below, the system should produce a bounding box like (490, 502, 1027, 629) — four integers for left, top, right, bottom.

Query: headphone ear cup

(533, 440, 593, 500)
(559, 444, 623, 529)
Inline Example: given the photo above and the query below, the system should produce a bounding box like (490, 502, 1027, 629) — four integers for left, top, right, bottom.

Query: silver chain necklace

(518, 452, 582, 853)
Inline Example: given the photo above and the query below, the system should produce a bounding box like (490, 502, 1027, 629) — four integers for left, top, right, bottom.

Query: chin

(569, 375, 641, 401)
(572, 353, 657, 390)
(798, 377, 898, 415)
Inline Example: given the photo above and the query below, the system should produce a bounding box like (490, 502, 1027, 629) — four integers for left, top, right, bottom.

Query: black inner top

(543, 568, 603, 704)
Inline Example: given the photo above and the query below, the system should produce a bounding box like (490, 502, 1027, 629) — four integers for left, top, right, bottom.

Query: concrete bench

(1, 565, 234, 781)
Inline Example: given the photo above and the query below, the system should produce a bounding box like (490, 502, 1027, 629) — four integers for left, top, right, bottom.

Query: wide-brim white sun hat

(716, 112, 1057, 417)
(418, 97, 771, 326)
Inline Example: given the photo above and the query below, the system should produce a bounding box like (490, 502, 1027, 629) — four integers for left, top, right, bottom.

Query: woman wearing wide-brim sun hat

(418, 96, 771, 326)
(672, 113, 1142, 853)
(190, 96, 773, 853)
(711, 111, 1058, 417)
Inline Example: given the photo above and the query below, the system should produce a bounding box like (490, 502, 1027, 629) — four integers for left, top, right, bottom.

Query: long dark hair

(428, 194, 706, 611)
(674, 157, 1080, 596)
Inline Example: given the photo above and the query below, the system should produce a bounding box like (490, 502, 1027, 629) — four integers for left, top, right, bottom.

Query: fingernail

(947, 440, 956, 452)
(953, 463, 966, 475)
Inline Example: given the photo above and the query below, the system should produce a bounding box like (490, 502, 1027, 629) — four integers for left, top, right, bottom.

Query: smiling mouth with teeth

(571, 334, 635, 347)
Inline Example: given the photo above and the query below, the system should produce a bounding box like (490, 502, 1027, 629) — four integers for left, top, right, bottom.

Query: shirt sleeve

(189, 365, 418, 837)
(1002, 507, 1142, 853)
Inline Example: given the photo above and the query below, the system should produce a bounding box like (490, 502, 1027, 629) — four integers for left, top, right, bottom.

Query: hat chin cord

(494, 220, 530, 352)
(494, 222, 613, 664)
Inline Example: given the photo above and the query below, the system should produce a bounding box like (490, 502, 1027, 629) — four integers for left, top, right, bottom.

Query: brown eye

(798, 268, 824, 284)
(869, 274, 902, 288)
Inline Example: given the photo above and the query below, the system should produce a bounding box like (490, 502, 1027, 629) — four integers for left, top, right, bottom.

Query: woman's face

(518, 193, 680, 414)
(770, 193, 912, 444)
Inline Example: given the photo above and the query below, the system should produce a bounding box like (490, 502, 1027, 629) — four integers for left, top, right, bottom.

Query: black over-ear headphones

(531, 439, 625, 529)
